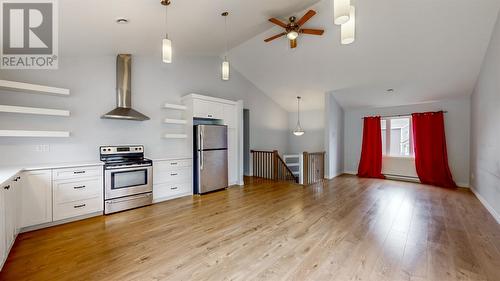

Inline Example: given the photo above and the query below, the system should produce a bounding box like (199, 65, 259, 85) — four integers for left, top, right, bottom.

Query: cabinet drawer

(154, 167, 191, 185)
(53, 197, 102, 221)
(54, 177, 102, 204)
(155, 159, 192, 171)
(52, 166, 102, 180)
(153, 182, 191, 200)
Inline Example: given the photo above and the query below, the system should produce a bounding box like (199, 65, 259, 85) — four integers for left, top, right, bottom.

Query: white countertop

(151, 156, 192, 162)
(0, 161, 103, 186)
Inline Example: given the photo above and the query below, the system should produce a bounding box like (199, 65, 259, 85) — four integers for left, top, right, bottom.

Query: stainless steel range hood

(101, 54, 150, 121)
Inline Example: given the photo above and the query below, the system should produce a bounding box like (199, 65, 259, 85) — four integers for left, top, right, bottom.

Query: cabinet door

(0, 185, 5, 266)
(223, 103, 237, 128)
(193, 99, 223, 119)
(227, 128, 238, 185)
(21, 170, 52, 228)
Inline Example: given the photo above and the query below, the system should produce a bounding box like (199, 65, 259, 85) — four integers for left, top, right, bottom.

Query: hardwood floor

(1, 175, 499, 281)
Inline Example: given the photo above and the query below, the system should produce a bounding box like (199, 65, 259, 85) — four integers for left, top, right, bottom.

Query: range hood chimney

(101, 54, 150, 121)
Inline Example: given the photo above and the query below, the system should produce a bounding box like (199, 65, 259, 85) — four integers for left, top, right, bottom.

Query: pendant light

(221, 12, 230, 81)
(334, 0, 351, 25)
(161, 0, 172, 63)
(293, 96, 305, 136)
(341, 6, 355, 45)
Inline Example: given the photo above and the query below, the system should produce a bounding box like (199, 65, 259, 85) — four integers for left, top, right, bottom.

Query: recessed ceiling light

(116, 18, 129, 24)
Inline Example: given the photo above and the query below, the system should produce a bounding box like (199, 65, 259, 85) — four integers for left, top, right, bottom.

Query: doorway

(243, 109, 250, 176)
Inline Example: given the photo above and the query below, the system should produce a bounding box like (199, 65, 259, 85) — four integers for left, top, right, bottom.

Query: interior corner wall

(0, 55, 289, 165)
(470, 10, 500, 222)
(287, 109, 325, 154)
(343, 98, 471, 186)
(325, 93, 344, 179)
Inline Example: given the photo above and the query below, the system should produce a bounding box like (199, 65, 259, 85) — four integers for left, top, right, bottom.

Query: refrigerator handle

(200, 127, 204, 170)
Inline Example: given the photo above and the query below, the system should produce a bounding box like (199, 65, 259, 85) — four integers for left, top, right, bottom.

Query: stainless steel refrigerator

(194, 125, 228, 194)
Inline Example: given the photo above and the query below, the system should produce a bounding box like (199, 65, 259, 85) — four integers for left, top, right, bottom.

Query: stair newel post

(273, 150, 279, 180)
(303, 152, 309, 185)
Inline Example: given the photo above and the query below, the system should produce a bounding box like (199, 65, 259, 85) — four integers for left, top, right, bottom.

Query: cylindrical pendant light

(334, 0, 351, 25)
(162, 37, 172, 63)
(341, 6, 355, 45)
(161, 0, 172, 63)
(222, 58, 230, 81)
(221, 12, 230, 81)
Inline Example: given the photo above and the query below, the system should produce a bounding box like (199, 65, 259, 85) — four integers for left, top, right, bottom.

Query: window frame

(381, 116, 414, 158)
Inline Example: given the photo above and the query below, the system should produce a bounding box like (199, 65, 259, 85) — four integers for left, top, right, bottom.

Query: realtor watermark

(0, 0, 58, 69)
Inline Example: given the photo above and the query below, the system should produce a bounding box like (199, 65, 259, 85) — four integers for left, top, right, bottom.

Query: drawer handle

(4, 185, 10, 190)
(208, 114, 213, 118)
(171, 186, 178, 190)
(74, 204, 86, 209)
(73, 171, 86, 174)
(73, 185, 86, 189)
(170, 173, 178, 176)
(170, 162, 178, 165)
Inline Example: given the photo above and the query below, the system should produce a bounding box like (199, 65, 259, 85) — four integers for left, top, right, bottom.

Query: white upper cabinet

(223, 103, 237, 128)
(193, 99, 224, 119)
(21, 170, 52, 228)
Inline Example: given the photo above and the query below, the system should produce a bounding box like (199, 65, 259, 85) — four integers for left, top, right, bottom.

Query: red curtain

(358, 116, 385, 179)
(412, 111, 457, 188)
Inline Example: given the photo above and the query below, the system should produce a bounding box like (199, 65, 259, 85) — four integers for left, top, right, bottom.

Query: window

(381, 116, 413, 157)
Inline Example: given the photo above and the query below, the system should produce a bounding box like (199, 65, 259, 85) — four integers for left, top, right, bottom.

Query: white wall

(343, 98, 471, 187)
(287, 109, 324, 154)
(325, 94, 344, 179)
(470, 11, 500, 222)
(0, 55, 289, 165)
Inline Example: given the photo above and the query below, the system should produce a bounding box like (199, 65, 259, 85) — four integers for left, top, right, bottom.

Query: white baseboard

(344, 170, 357, 175)
(470, 187, 500, 224)
(456, 182, 470, 188)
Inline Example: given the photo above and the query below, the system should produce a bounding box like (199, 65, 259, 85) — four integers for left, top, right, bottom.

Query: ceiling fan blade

(290, 39, 297, 49)
(296, 10, 316, 26)
(264, 32, 286, 42)
(268, 18, 287, 28)
(300, 29, 324, 36)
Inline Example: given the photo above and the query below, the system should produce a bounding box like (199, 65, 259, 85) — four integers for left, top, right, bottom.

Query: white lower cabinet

(153, 158, 192, 203)
(21, 170, 52, 228)
(1, 175, 20, 269)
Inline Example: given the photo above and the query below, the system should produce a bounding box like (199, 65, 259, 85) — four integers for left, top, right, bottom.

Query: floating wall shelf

(0, 105, 70, 117)
(163, 103, 187, 111)
(0, 80, 70, 96)
(164, 118, 187, 124)
(0, 130, 70, 138)
(164, 134, 188, 139)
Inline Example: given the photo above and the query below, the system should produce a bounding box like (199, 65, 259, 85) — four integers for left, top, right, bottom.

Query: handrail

(250, 150, 298, 183)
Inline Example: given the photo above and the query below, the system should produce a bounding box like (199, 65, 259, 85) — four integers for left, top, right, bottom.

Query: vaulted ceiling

(59, 0, 500, 112)
(230, 0, 500, 111)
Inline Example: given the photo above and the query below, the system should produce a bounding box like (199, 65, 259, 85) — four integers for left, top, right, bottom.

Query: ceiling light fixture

(287, 30, 299, 40)
(161, 0, 172, 64)
(341, 6, 355, 44)
(221, 11, 230, 81)
(293, 96, 305, 136)
(334, 0, 351, 25)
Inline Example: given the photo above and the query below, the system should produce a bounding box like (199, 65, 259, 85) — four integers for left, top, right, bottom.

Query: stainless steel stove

(100, 145, 153, 214)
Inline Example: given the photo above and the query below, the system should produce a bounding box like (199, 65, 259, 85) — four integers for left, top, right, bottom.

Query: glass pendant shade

(162, 37, 172, 63)
(287, 31, 299, 40)
(341, 6, 355, 45)
(334, 0, 351, 25)
(222, 59, 230, 81)
(293, 124, 305, 136)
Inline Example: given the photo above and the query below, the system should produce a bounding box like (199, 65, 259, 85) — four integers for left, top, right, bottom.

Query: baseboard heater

(383, 174, 420, 183)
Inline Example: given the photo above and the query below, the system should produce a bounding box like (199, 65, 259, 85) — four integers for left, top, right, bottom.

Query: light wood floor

(1, 175, 499, 281)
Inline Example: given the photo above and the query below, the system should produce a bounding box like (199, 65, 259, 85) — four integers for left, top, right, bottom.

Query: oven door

(104, 165, 153, 200)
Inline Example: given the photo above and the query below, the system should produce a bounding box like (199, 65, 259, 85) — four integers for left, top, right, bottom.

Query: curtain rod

(361, 111, 448, 119)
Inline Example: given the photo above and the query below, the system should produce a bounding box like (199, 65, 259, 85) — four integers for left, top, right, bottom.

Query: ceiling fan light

(222, 59, 230, 81)
(287, 31, 299, 40)
(341, 6, 355, 45)
(334, 0, 351, 25)
(162, 37, 172, 63)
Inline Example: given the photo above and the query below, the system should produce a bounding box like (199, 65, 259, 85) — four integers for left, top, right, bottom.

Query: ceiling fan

(264, 10, 324, 49)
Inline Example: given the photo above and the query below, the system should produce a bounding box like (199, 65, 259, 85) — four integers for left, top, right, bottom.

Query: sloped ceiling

(59, 0, 320, 56)
(229, 0, 500, 111)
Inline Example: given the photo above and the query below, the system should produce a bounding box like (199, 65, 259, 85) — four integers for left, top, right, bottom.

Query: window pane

(389, 118, 410, 157)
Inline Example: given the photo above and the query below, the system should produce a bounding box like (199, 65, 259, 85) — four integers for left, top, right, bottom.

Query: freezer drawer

(198, 149, 228, 194)
(197, 125, 227, 150)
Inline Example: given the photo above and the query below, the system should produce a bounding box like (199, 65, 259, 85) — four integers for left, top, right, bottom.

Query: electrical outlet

(35, 145, 50, 152)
